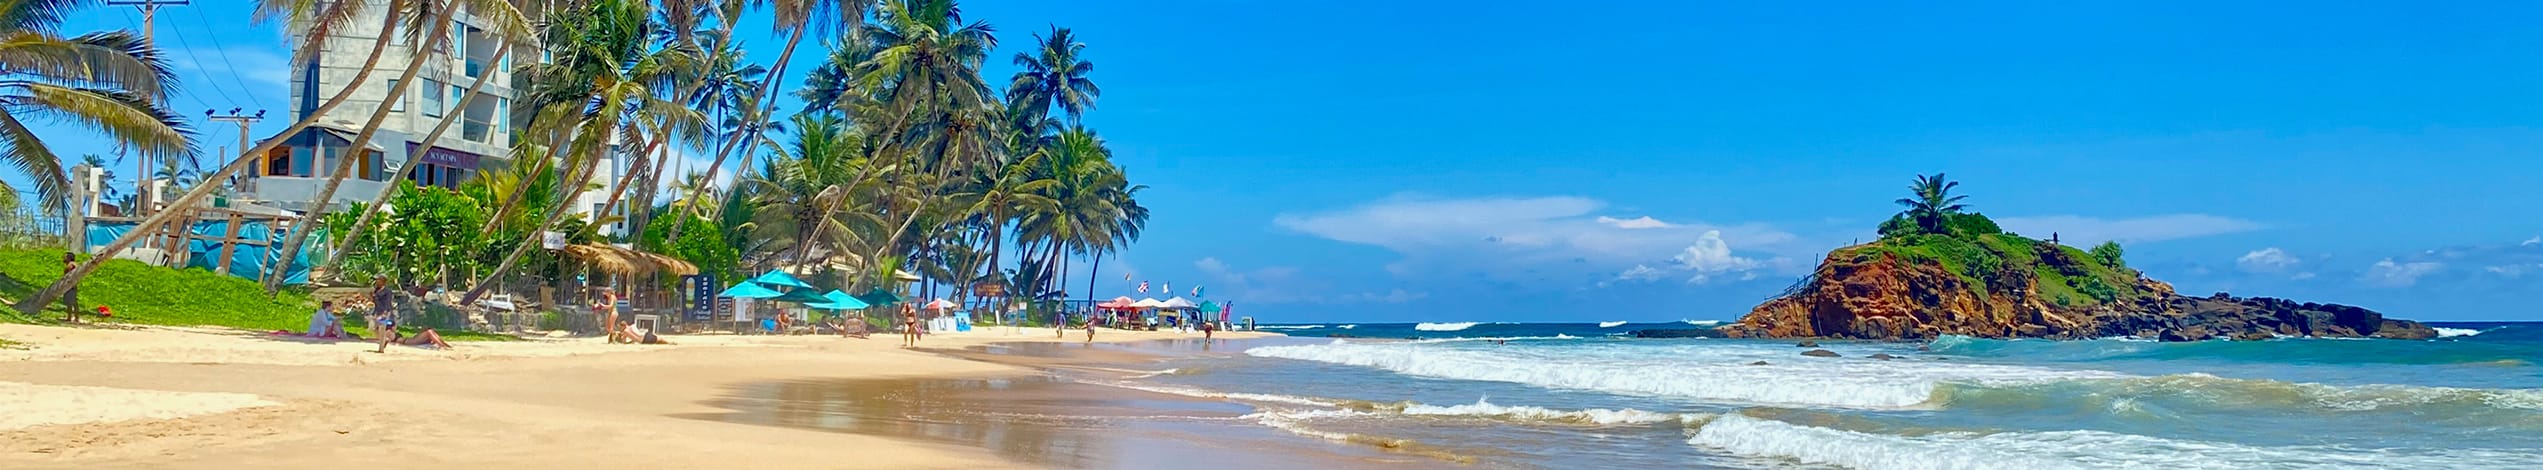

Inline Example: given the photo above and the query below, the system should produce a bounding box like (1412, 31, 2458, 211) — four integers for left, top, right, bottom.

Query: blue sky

(23, 1, 2543, 322)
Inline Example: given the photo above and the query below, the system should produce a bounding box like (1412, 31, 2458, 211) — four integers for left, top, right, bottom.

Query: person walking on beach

(370, 279, 399, 353)
(901, 304, 920, 347)
(1085, 318, 1096, 343)
(1054, 312, 1067, 338)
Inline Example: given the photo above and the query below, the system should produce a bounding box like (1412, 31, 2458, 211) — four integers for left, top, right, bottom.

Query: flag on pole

(1138, 281, 1148, 294)
(1191, 285, 1203, 297)
(1162, 282, 1172, 295)
(1124, 272, 1132, 281)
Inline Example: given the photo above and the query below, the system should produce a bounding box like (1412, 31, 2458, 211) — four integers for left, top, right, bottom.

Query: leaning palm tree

(272, 0, 535, 293)
(0, 0, 191, 217)
(1893, 173, 1968, 235)
(1005, 26, 1097, 125)
(19, 0, 436, 313)
(673, 0, 873, 254)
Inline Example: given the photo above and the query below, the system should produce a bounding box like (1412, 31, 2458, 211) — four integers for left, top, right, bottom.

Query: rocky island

(1719, 174, 2437, 342)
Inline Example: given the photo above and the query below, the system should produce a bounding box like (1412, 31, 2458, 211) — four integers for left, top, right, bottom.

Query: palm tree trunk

(1086, 253, 1101, 308)
(15, 4, 411, 313)
(264, 0, 464, 294)
(664, 26, 807, 252)
(463, 131, 607, 305)
(320, 43, 513, 276)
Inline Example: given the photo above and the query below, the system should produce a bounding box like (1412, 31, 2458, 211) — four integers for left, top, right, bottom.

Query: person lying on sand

(382, 328, 451, 350)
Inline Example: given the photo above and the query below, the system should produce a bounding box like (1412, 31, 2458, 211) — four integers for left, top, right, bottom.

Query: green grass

(1848, 231, 2149, 308)
(0, 249, 514, 342)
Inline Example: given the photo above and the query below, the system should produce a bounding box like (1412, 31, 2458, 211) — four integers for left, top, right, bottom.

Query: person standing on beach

(1055, 312, 1067, 338)
(60, 252, 83, 322)
(371, 279, 398, 353)
(901, 305, 920, 347)
(598, 290, 620, 343)
(1085, 318, 1096, 343)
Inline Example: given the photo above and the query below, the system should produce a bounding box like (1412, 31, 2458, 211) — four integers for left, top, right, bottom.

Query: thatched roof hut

(560, 244, 696, 276)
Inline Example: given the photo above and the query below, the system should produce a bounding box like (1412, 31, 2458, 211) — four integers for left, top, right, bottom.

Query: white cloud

(1615, 264, 1666, 281)
(1273, 195, 1803, 284)
(2524, 236, 2541, 246)
(1595, 216, 1674, 229)
(1996, 214, 2261, 245)
(2235, 248, 2301, 273)
(2361, 259, 2441, 288)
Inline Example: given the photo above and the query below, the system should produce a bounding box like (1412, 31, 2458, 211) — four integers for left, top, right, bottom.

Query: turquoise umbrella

(719, 282, 783, 299)
(770, 288, 830, 304)
(855, 288, 903, 306)
(806, 290, 869, 310)
(749, 271, 814, 289)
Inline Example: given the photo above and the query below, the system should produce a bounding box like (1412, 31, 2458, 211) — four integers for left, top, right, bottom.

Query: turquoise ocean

(1106, 321, 2543, 469)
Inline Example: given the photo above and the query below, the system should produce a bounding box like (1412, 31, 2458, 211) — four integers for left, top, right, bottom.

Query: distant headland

(1719, 174, 2436, 342)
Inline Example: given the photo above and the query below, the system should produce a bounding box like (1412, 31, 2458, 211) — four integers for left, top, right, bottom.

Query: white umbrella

(1161, 297, 1199, 310)
(1131, 298, 1167, 308)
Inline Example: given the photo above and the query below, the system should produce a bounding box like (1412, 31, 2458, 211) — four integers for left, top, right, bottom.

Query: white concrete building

(245, 1, 625, 236)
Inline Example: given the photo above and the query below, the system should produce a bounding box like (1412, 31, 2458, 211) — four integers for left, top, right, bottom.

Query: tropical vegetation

(1852, 174, 2148, 308)
(14, 0, 1155, 331)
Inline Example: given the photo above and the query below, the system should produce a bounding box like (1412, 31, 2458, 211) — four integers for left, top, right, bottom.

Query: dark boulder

(1801, 349, 1841, 358)
(1866, 353, 1899, 360)
(1795, 340, 1820, 348)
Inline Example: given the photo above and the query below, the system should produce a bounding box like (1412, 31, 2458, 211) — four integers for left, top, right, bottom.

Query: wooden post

(216, 212, 243, 275)
(167, 209, 195, 268)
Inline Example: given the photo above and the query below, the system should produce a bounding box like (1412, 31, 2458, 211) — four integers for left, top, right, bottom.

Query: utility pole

(108, 0, 190, 215)
(207, 108, 266, 196)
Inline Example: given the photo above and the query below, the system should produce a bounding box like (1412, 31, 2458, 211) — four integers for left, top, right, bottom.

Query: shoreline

(0, 322, 1284, 469)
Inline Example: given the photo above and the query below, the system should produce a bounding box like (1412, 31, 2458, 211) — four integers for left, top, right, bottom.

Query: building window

(451, 84, 465, 109)
(421, 79, 444, 117)
(388, 79, 404, 112)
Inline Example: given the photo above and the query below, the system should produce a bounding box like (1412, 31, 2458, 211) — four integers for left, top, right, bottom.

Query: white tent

(1161, 297, 1200, 310)
(1131, 298, 1167, 308)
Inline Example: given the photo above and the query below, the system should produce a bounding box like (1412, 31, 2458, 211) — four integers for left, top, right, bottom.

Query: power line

(153, 10, 246, 109)
(188, 5, 267, 108)
(118, 9, 216, 111)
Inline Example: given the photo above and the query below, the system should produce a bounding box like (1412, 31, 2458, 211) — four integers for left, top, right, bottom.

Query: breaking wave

(1686, 412, 2543, 470)
(1414, 322, 1481, 331)
(1599, 321, 1629, 328)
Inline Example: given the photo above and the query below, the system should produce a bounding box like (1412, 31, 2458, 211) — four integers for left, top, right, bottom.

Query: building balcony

(242, 176, 389, 212)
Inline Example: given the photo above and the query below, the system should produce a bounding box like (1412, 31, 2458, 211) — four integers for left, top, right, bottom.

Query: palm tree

(19, 0, 415, 313)
(675, 0, 874, 258)
(0, 0, 190, 216)
(1893, 173, 1968, 235)
(319, 0, 539, 277)
(1005, 26, 1097, 125)
(276, 0, 535, 292)
(466, 0, 701, 304)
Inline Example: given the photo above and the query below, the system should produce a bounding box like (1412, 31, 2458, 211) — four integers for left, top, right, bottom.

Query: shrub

(2090, 241, 2126, 268)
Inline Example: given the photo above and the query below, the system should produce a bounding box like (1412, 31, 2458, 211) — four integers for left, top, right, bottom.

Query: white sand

(0, 322, 1277, 469)
(0, 382, 279, 431)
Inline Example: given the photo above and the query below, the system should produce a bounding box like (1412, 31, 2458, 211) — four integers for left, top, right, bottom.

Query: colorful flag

(1162, 282, 1172, 295)
(1138, 281, 1148, 294)
(1124, 272, 1132, 281)
(1191, 285, 1203, 297)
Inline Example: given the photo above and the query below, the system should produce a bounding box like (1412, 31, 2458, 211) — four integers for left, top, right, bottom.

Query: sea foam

(2434, 327, 2484, 338)
(1246, 341, 2116, 409)
(1414, 322, 1481, 331)
(1599, 320, 1629, 328)
(1397, 398, 1702, 426)
(1687, 412, 2543, 470)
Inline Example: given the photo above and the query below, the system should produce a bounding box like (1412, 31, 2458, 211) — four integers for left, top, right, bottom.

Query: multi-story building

(246, 1, 625, 235)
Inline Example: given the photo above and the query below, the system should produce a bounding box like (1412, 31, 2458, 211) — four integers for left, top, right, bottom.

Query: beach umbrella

(1198, 301, 1222, 314)
(719, 282, 783, 299)
(1131, 298, 1166, 308)
(924, 298, 957, 310)
(805, 290, 869, 310)
(749, 271, 814, 289)
(770, 287, 830, 304)
(1098, 296, 1136, 310)
(1161, 297, 1199, 310)
(856, 288, 904, 306)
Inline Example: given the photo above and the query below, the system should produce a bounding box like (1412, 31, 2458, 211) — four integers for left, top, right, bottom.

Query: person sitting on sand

(308, 301, 339, 338)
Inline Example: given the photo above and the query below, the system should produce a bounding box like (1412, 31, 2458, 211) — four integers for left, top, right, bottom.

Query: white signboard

(541, 231, 566, 250)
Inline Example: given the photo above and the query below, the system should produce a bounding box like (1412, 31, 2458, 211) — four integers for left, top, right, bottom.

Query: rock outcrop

(1723, 241, 2436, 342)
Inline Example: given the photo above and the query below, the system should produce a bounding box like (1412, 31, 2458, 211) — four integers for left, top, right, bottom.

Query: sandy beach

(0, 322, 1281, 469)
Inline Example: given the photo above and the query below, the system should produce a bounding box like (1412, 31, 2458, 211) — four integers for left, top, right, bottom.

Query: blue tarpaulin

(85, 220, 320, 285)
